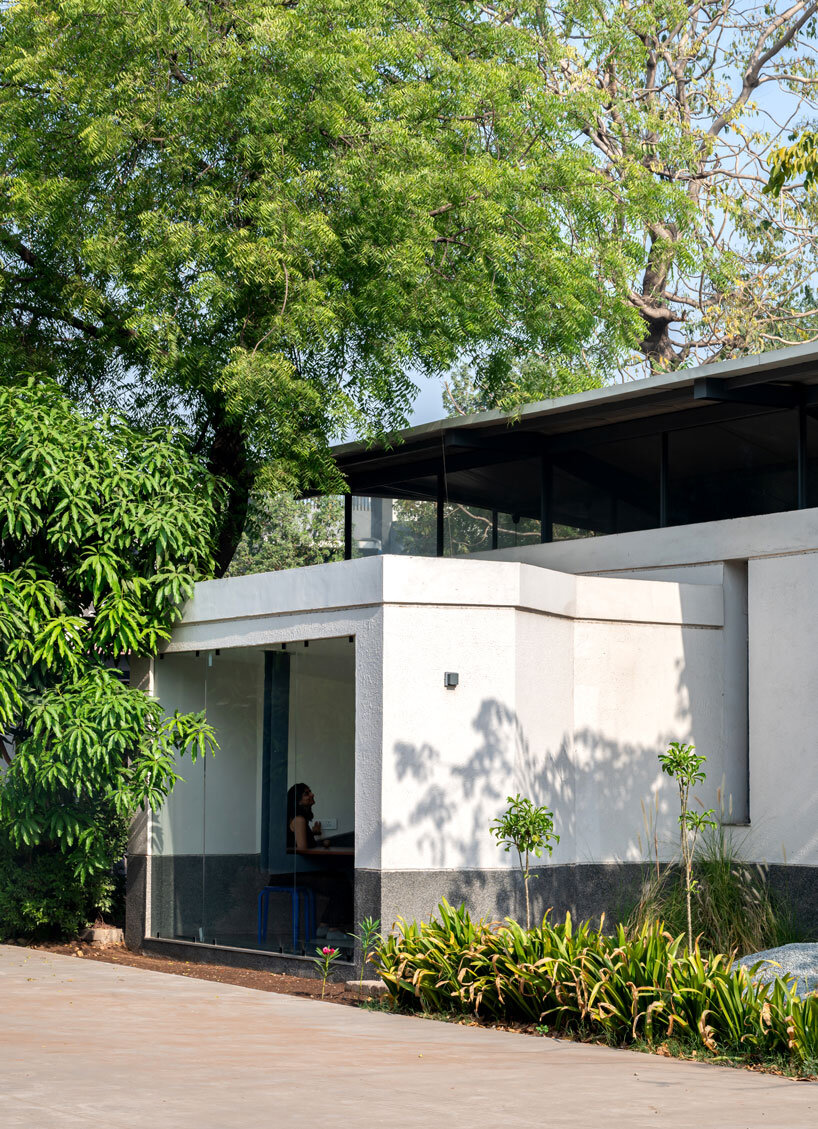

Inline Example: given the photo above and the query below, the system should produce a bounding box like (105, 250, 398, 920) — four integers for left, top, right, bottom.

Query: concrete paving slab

(0, 944, 815, 1128)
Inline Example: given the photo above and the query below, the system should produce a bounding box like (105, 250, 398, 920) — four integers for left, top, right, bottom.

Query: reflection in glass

(668, 413, 796, 526)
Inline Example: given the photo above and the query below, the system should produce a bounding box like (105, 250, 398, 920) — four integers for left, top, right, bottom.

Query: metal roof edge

(332, 340, 818, 458)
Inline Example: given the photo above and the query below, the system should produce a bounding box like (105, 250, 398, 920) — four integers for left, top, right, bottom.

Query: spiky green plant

(375, 901, 818, 1067)
(350, 916, 382, 986)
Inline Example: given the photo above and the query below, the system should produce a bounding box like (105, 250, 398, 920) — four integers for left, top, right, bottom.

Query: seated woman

(286, 782, 326, 850)
(283, 782, 353, 943)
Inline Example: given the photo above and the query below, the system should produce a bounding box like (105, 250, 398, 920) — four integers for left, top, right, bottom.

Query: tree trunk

(637, 224, 681, 371)
(206, 414, 254, 578)
(639, 314, 678, 369)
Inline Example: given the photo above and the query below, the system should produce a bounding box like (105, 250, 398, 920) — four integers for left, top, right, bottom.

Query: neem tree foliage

(0, 0, 648, 572)
(0, 378, 218, 934)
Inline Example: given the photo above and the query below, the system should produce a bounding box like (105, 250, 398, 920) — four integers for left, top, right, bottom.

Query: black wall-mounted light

(444, 672, 459, 689)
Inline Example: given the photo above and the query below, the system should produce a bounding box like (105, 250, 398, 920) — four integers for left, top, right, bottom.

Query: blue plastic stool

(257, 885, 316, 953)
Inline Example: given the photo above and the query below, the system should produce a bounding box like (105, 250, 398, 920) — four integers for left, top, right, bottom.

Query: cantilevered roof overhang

(330, 341, 818, 554)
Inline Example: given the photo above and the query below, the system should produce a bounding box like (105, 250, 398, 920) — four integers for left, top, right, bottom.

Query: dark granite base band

(767, 865, 818, 937)
(125, 853, 148, 951)
(375, 863, 818, 936)
(128, 858, 818, 979)
(138, 853, 372, 977)
(375, 863, 648, 932)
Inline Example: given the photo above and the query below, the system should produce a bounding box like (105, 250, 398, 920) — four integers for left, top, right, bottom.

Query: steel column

(436, 473, 445, 557)
(540, 456, 553, 543)
(343, 493, 353, 560)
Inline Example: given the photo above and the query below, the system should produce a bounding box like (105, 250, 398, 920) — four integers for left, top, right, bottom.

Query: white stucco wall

(376, 562, 724, 874)
(474, 508, 818, 863)
(747, 552, 818, 866)
(155, 554, 727, 878)
(379, 602, 519, 872)
(146, 506, 818, 923)
(572, 617, 723, 863)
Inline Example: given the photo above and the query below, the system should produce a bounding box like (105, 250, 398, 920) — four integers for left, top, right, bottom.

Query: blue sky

(408, 370, 447, 427)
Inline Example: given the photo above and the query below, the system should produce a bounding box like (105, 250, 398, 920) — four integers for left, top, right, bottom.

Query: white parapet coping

(473, 507, 818, 575)
(166, 555, 722, 652)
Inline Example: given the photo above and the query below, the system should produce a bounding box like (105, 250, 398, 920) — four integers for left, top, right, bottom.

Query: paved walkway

(1, 945, 815, 1128)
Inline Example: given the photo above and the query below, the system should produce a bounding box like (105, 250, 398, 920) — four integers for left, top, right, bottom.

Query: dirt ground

(23, 939, 363, 1004)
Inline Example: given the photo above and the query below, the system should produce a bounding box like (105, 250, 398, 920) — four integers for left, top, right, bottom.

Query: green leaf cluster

(376, 900, 818, 1066)
(767, 133, 818, 197)
(0, 375, 219, 919)
(490, 794, 560, 864)
(0, 0, 651, 569)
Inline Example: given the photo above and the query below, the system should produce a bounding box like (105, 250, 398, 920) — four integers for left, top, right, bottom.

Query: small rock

(79, 926, 124, 947)
(345, 979, 389, 1000)
(737, 943, 818, 998)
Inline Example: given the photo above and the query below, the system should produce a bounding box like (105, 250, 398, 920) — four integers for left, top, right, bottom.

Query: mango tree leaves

(0, 376, 220, 880)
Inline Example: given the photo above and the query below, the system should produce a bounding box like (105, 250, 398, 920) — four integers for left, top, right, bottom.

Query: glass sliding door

(150, 651, 207, 942)
(150, 638, 355, 960)
(201, 648, 265, 948)
(288, 638, 355, 957)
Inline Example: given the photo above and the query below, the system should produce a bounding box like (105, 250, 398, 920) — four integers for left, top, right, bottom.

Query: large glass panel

(668, 411, 796, 525)
(202, 648, 265, 948)
(351, 496, 392, 557)
(352, 499, 437, 559)
(151, 652, 206, 942)
(150, 639, 355, 959)
(289, 638, 356, 959)
(391, 499, 437, 556)
(497, 513, 540, 549)
(443, 503, 495, 555)
(552, 435, 660, 538)
(351, 496, 437, 556)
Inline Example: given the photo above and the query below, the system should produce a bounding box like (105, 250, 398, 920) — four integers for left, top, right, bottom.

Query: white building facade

(127, 343, 818, 971)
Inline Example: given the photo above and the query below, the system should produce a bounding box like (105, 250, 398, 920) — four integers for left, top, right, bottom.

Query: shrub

(375, 900, 818, 1065)
(0, 376, 219, 933)
(490, 794, 559, 929)
(0, 822, 125, 940)
(658, 742, 716, 949)
(629, 824, 799, 957)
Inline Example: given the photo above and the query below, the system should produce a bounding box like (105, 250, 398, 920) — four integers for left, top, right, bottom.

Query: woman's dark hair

(287, 782, 313, 823)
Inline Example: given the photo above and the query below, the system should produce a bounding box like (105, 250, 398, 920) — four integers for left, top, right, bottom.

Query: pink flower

(322, 946, 337, 955)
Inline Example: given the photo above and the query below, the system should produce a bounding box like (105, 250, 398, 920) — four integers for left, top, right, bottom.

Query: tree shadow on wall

(386, 696, 694, 925)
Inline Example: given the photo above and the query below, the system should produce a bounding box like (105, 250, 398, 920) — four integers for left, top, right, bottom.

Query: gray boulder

(736, 943, 818, 998)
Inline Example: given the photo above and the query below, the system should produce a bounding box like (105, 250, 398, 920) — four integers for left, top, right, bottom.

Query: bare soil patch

(24, 940, 360, 1004)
